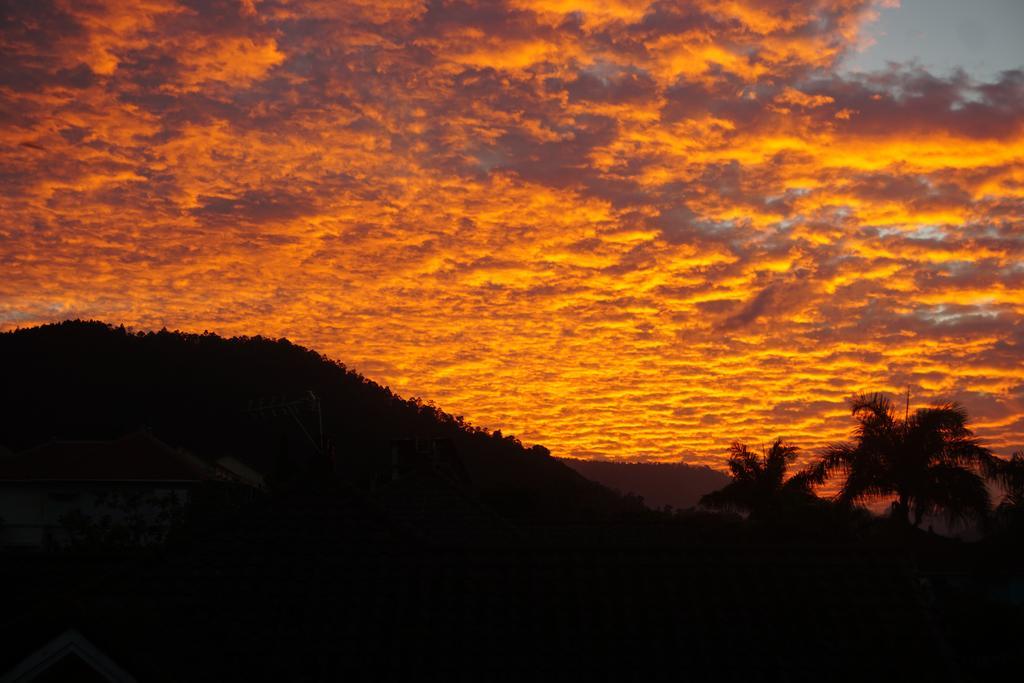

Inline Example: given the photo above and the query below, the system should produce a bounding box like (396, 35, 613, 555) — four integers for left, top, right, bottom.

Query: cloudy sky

(2, 0, 1022, 464)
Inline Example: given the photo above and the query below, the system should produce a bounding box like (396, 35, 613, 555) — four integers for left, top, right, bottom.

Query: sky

(843, 0, 1024, 82)
(1, 0, 1022, 466)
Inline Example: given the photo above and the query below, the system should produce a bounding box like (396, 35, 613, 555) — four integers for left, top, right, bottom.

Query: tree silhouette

(808, 393, 998, 528)
(699, 438, 816, 519)
(994, 450, 1024, 530)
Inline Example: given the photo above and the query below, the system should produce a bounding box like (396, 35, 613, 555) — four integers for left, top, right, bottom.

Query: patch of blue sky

(843, 0, 1024, 83)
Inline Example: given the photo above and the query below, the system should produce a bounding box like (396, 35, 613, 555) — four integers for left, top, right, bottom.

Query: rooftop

(0, 432, 209, 483)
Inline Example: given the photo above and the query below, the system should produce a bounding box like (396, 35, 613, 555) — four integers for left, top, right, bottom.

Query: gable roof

(0, 628, 137, 683)
(0, 432, 209, 483)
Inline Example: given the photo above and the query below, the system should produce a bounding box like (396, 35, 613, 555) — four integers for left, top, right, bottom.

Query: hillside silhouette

(559, 458, 729, 510)
(0, 320, 645, 522)
(2, 321, 1023, 680)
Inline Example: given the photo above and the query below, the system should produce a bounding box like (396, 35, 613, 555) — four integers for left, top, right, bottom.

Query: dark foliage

(993, 450, 1024, 533)
(699, 439, 818, 519)
(807, 393, 999, 529)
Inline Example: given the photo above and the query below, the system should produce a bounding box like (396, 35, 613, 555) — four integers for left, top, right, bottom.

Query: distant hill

(560, 459, 729, 510)
(0, 320, 645, 522)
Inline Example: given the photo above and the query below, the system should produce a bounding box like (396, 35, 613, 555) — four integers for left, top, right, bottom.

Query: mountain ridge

(559, 458, 730, 511)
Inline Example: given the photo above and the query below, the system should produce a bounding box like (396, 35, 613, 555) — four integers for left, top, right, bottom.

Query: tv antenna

(242, 390, 324, 454)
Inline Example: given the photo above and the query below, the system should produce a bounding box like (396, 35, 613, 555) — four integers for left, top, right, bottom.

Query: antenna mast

(243, 391, 324, 454)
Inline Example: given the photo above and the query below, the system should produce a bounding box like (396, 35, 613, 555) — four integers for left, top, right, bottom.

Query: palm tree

(700, 438, 816, 519)
(807, 393, 998, 528)
(994, 450, 1024, 528)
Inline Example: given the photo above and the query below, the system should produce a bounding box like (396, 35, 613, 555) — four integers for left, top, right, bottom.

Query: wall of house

(0, 487, 44, 548)
(0, 484, 191, 550)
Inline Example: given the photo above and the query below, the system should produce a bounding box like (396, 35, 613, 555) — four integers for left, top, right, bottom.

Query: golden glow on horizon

(1, 0, 1022, 466)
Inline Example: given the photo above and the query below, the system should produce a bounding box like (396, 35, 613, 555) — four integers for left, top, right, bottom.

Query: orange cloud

(1, 0, 1021, 467)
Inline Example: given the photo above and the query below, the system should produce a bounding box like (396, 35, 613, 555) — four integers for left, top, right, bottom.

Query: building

(0, 431, 211, 550)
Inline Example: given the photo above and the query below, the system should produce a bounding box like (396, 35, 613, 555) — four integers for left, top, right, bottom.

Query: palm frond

(704, 438, 815, 517)
(726, 441, 760, 482)
(781, 471, 816, 497)
(918, 462, 991, 527)
(912, 403, 971, 440)
(995, 450, 1024, 507)
(849, 392, 896, 432)
(838, 464, 893, 505)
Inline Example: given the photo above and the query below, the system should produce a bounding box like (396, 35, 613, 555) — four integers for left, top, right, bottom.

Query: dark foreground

(1, 322, 1022, 681)
(3, 480, 1021, 683)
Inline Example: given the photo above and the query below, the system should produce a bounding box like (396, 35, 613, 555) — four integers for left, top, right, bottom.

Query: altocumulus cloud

(1, 0, 1022, 463)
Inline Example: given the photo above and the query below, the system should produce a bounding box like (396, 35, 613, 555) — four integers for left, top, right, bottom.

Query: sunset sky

(2, 0, 1022, 465)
